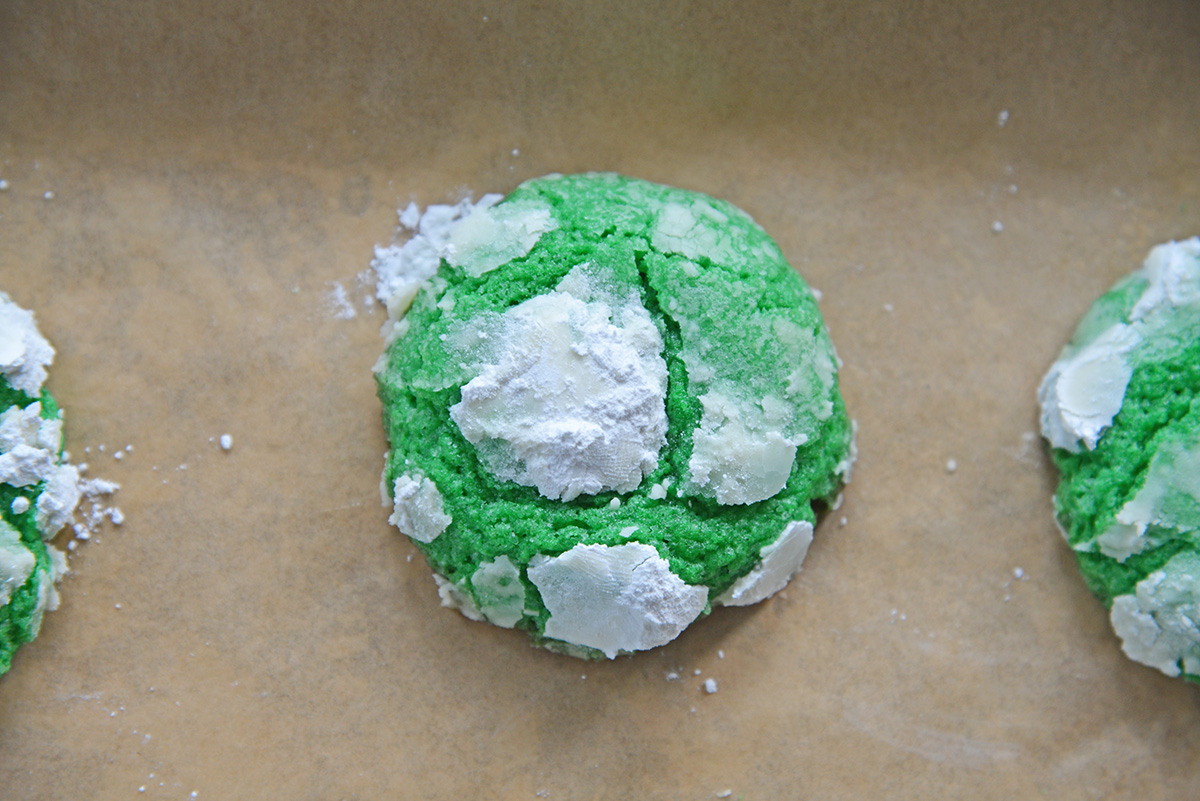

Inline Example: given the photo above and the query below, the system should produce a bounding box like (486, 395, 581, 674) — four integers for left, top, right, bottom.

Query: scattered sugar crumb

(1013, 567, 1026, 580)
(113, 450, 123, 460)
(991, 220, 1004, 233)
(1008, 184, 1018, 194)
(219, 434, 233, 451)
(838, 515, 848, 527)
(693, 668, 702, 676)
(115, 603, 122, 610)
(810, 287, 823, 301)
(665, 671, 680, 681)
(43, 190, 55, 201)
(1013, 430, 1042, 466)
(945, 458, 958, 473)
(398, 202, 421, 230)
(703, 678, 718, 694)
(608, 497, 620, 510)
(325, 281, 357, 320)
(717, 649, 725, 659)
(512, 148, 520, 157)
(717, 791, 733, 799)
(997, 109, 1010, 127)
(882, 303, 894, 313)
(0, 179, 8, 190)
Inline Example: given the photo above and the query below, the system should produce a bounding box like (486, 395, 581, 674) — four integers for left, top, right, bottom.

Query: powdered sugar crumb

(325, 281, 357, 320)
(73, 476, 123, 541)
(398, 202, 421, 230)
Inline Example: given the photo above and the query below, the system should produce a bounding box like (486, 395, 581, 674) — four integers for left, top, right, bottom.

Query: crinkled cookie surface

(375, 173, 854, 658)
(0, 295, 75, 675)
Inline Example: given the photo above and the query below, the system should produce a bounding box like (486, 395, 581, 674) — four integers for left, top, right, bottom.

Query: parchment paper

(2, 2, 1199, 798)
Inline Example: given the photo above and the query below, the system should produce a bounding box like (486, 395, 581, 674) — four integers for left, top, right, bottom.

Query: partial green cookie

(374, 172, 854, 658)
(1039, 237, 1200, 679)
(0, 294, 76, 676)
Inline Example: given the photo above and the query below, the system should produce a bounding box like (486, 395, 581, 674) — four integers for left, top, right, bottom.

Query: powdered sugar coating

(449, 264, 667, 501)
(715, 520, 814, 607)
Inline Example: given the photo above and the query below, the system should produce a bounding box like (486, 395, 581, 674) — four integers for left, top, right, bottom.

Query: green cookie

(375, 173, 854, 658)
(0, 294, 75, 675)
(1039, 237, 1200, 679)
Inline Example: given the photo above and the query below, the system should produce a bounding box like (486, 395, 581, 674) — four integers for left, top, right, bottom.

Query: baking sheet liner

(1, 2, 1199, 798)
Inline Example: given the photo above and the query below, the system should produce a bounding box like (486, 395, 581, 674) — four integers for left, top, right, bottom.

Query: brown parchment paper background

(2, 2, 1199, 798)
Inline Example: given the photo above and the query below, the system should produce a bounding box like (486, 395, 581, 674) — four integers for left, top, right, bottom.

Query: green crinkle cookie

(374, 173, 854, 658)
(0, 294, 74, 676)
(1039, 237, 1200, 679)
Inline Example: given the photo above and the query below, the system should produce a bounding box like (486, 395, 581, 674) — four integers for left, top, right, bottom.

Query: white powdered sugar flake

(0, 294, 55, 396)
(715, 520, 814, 606)
(388, 473, 452, 543)
(527, 542, 708, 658)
